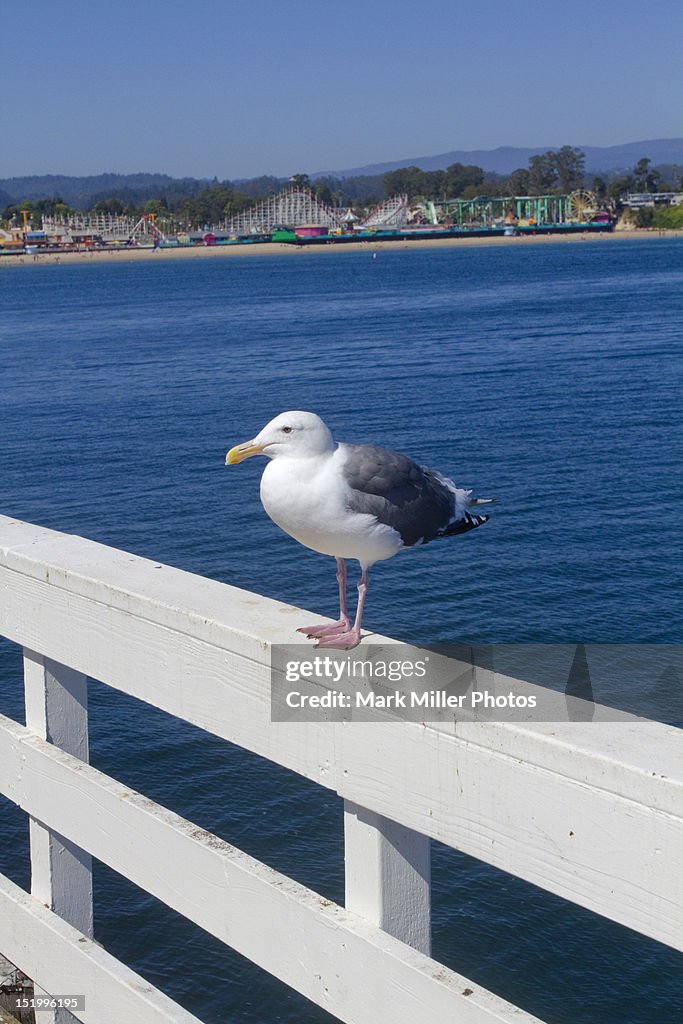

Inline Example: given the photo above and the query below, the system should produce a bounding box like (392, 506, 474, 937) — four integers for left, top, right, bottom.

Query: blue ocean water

(0, 239, 682, 1023)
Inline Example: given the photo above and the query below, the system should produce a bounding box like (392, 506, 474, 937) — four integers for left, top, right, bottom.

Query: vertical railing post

(24, 650, 93, 1022)
(344, 800, 431, 955)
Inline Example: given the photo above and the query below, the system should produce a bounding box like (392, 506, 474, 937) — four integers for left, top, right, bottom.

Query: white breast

(259, 451, 402, 565)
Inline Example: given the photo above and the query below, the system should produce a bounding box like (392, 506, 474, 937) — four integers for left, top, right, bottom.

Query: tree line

(1, 176, 379, 231)
(3, 149, 681, 231)
(381, 150, 683, 202)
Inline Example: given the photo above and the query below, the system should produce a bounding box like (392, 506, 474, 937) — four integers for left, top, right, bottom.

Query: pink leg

(315, 567, 369, 649)
(297, 558, 351, 638)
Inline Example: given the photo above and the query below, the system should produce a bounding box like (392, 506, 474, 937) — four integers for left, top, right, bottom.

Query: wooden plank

(0, 873, 202, 1024)
(455, 717, 683, 815)
(0, 517, 681, 947)
(1, 523, 680, 809)
(0, 516, 301, 663)
(0, 716, 543, 1024)
(0, 516, 679, 787)
(338, 719, 683, 951)
(0, 515, 680, 810)
(23, 651, 93, 940)
(23, 651, 93, 1024)
(0, 536, 339, 792)
(344, 801, 431, 955)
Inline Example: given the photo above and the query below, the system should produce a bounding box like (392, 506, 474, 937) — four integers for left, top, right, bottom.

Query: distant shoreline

(1, 228, 681, 267)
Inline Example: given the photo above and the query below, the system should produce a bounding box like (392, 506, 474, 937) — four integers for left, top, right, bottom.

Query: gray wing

(340, 443, 455, 547)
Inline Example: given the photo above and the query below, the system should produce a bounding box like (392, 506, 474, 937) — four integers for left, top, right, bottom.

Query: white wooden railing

(0, 515, 680, 1024)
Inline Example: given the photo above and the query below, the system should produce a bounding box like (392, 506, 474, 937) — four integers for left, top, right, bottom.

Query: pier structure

(0, 515, 680, 1024)
(223, 187, 343, 235)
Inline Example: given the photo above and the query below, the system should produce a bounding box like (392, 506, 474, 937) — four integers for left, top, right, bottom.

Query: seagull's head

(226, 411, 335, 465)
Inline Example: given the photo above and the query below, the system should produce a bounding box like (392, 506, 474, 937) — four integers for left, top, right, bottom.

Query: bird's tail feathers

(436, 511, 490, 539)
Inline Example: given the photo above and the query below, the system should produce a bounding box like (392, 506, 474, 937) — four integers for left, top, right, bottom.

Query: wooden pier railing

(0, 515, 680, 1024)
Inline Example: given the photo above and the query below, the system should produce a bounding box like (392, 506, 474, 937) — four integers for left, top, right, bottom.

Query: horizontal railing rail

(0, 515, 681, 1023)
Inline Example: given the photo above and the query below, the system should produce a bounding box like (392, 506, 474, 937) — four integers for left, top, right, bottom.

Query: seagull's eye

(281, 426, 293, 434)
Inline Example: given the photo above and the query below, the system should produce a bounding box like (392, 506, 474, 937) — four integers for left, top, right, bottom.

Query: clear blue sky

(3, 0, 682, 180)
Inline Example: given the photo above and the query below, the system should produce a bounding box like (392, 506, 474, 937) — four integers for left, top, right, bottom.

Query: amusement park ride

(28, 187, 612, 254)
(427, 190, 601, 227)
(220, 187, 608, 235)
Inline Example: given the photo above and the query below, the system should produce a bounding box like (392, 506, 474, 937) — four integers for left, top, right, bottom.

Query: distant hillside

(315, 138, 683, 178)
(0, 172, 210, 209)
(3, 137, 682, 211)
(0, 171, 378, 211)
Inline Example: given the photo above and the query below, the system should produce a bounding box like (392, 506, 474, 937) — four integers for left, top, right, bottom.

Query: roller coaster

(223, 188, 343, 234)
(37, 188, 610, 251)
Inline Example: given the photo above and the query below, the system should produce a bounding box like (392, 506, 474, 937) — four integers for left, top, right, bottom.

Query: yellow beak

(225, 440, 266, 465)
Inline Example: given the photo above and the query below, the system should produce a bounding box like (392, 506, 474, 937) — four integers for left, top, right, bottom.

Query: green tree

(607, 176, 633, 203)
(634, 207, 654, 228)
(421, 170, 446, 200)
(382, 166, 427, 199)
(34, 196, 71, 217)
(52, 202, 73, 220)
(554, 146, 585, 192)
(289, 173, 311, 189)
(505, 168, 531, 195)
(2, 204, 24, 225)
(3, 196, 78, 227)
(591, 176, 608, 200)
(176, 197, 196, 227)
(93, 198, 126, 215)
(528, 152, 558, 194)
(460, 179, 499, 200)
(632, 158, 663, 193)
(444, 162, 484, 197)
(3, 202, 40, 228)
(312, 183, 334, 205)
(144, 198, 168, 216)
(223, 193, 254, 221)
(192, 185, 235, 225)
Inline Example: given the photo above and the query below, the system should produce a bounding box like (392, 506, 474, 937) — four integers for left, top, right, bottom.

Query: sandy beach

(1, 228, 680, 267)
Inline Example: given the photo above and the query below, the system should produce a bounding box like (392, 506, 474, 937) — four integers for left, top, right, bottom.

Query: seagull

(226, 411, 492, 649)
